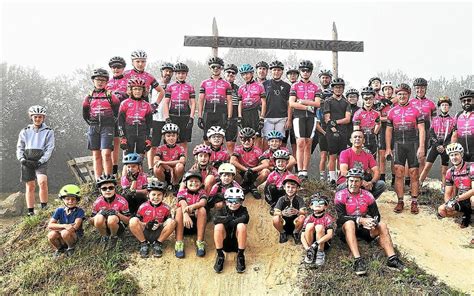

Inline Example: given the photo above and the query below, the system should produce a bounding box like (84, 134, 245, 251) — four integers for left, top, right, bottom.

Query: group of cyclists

(16, 48, 474, 275)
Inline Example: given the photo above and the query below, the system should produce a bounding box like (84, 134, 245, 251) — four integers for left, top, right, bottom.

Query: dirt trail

(125, 195, 302, 296)
(377, 191, 473, 294)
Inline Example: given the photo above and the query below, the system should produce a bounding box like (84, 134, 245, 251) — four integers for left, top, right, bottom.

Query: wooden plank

(212, 17, 218, 57)
(184, 35, 364, 52)
(332, 22, 339, 78)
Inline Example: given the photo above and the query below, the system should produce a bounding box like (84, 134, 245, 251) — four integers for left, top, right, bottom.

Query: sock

(28, 208, 34, 214)
(404, 178, 410, 186)
(388, 255, 397, 261)
(216, 248, 224, 257)
(411, 196, 418, 203)
(41, 203, 47, 209)
(398, 196, 404, 202)
(140, 240, 147, 244)
(354, 256, 361, 260)
(237, 248, 245, 256)
(319, 172, 326, 179)
(113, 165, 118, 175)
(329, 171, 337, 182)
(380, 174, 385, 181)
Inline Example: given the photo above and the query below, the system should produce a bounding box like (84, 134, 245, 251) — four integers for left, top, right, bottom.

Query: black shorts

(393, 141, 419, 168)
(317, 131, 328, 152)
(226, 118, 239, 142)
(183, 215, 198, 235)
(203, 111, 227, 140)
(282, 216, 297, 234)
(327, 131, 347, 155)
(242, 108, 262, 137)
(426, 147, 449, 166)
(124, 192, 148, 215)
(21, 162, 48, 182)
(283, 128, 296, 145)
(206, 194, 225, 210)
(87, 125, 114, 151)
(223, 226, 239, 252)
(151, 121, 165, 147)
(378, 124, 387, 150)
(170, 114, 192, 143)
(106, 220, 126, 236)
(144, 226, 163, 243)
(124, 125, 147, 154)
(293, 117, 316, 139)
(338, 226, 376, 243)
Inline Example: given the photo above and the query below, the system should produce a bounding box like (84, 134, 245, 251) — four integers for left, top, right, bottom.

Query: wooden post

(332, 22, 338, 79)
(212, 17, 218, 57)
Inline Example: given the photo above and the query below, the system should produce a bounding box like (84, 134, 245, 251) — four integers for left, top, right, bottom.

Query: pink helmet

(193, 144, 212, 156)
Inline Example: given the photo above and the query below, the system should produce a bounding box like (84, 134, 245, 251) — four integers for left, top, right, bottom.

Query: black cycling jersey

(263, 79, 291, 118)
(323, 96, 351, 132)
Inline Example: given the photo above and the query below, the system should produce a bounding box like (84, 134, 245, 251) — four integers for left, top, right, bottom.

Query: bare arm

(198, 93, 205, 118)
(154, 85, 165, 105)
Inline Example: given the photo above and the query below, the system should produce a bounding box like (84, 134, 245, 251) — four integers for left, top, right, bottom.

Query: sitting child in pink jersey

(120, 153, 148, 215)
(207, 126, 230, 169)
(187, 144, 218, 193)
(264, 150, 295, 213)
(262, 130, 296, 171)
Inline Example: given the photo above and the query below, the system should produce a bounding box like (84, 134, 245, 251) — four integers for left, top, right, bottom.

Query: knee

(94, 215, 106, 225)
(107, 215, 119, 225)
(48, 231, 59, 240)
(175, 163, 184, 170)
(272, 216, 282, 225)
(342, 220, 356, 231)
(315, 224, 324, 234)
(236, 223, 247, 233)
(26, 181, 35, 191)
(378, 221, 389, 234)
(214, 223, 225, 232)
(167, 219, 177, 228)
(129, 217, 140, 228)
(60, 229, 72, 239)
(37, 178, 48, 188)
(260, 169, 270, 177)
(197, 207, 207, 218)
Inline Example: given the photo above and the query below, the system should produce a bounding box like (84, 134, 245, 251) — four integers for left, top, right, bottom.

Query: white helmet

(446, 143, 464, 155)
(224, 187, 245, 200)
(161, 123, 179, 134)
(381, 81, 394, 91)
(218, 163, 236, 175)
(131, 49, 147, 60)
(28, 105, 46, 116)
(207, 126, 225, 138)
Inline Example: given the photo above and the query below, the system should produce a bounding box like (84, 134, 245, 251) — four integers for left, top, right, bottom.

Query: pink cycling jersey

(121, 172, 148, 190)
(454, 111, 474, 138)
(210, 145, 230, 165)
(386, 103, 424, 143)
(429, 114, 456, 144)
(262, 146, 290, 168)
(82, 90, 120, 126)
(136, 201, 171, 223)
(232, 145, 267, 168)
(124, 69, 159, 93)
(445, 162, 474, 195)
(177, 189, 208, 206)
(338, 148, 377, 184)
(166, 81, 195, 116)
(409, 97, 436, 122)
(267, 170, 293, 188)
(199, 77, 232, 112)
(106, 75, 128, 102)
(289, 80, 320, 118)
(378, 98, 394, 121)
(209, 180, 241, 197)
(156, 144, 185, 161)
(353, 108, 380, 133)
(303, 212, 336, 230)
(92, 194, 130, 215)
(190, 164, 218, 181)
(119, 98, 152, 126)
(238, 80, 266, 110)
(334, 189, 375, 216)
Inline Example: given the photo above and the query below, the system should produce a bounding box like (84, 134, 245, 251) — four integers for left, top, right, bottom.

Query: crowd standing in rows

(16, 49, 474, 275)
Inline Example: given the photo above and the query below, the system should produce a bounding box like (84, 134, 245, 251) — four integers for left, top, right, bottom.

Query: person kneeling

(47, 184, 85, 258)
(213, 187, 249, 273)
(129, 180, 176, 258)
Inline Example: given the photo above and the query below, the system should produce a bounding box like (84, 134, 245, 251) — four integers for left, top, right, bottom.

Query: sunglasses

(226, 198, 242, 204)
(94, 78, 108, 83)
(100, 186, 115, 191)
(240, 137, 253, 142)
(226, 71, 236, 75)
(311, 199, 327, 206)
(363, 97, 373, 101)
(300, 69, 311, 73)
(211, 65, 222, 69)
(461, 98, 472, 103)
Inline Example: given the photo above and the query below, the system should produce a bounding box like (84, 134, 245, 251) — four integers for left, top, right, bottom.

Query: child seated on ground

(301, 194, 335, 266)
(208, 163, 241, 210)
(47, 184, 85, 257)
(207, 126, 230, 170)
(121, 153, 148, 215)
(264, 150, 294, 213)
(213, 187, 249, 274)
(262, 130, 296, 171)
(129, 180, 176, 258)
(188, 144, 218, 193)
(272, 175, 306, 244)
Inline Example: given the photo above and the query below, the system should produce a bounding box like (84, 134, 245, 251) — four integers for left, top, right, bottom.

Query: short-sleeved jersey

(165, 81, 195, 116)
(454, 111, 474, 138)
(290, 80, 320, 118)
(267, 170, 293, 188)
(445, 162, 474, 195)
(200, 77, 232, 112)
(124, 69, 159, 93)
(190, 164, 218, 181)
(119, 98, 152, 126)
(263, 79, 291, 118)
(274, 195, 306, 214)
(262, 146, 290, 168)
(156, 144, 185, 161)
(136, 201, 171, 223)
(177, 189, 208, 206)
(106, 75, 128, 102)
(209, 180, 242, 198)
(121, 172, 148, 190)
(409, 97, 436, 122)
(429, 114, 456, 144)
(338, 148, 377, 184)
(386, 103, 424, 143)
(52, 207, 85, 235)
(334, 189, 375, 216)
(232, 145, 267, 168)
(92, 194, 130, 216)
(353, 108, 380, 133)
(323, 96, 351, 133)
(82, 90, 120, 126)
(303, 212, 335, 230)
(238, 80, 266, 110)
(210, 145, 230, 165)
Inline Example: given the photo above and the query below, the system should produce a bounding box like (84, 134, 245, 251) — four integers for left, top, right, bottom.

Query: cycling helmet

(28, 105, 46, 116)
(346, 168, 364, 179)
(345, 89, 360, 97)
(160, 62, 174, 71)
(381, 81, 394, 90)
(269, 60, 284, 70)
(320, 89, 333, 99)
(413, 77, 428, 87)
(331, 78, 345, 87)
(239, 127, 256, 138)
(131, 49, 147, 60)
(193, 144, 212, 156)
(282, 174, 301, 186)
(437, 96, 452, 107)
(266, 130, 284, 140)
(459, 89, 474, 100)
(208, 56, 224, 66)
(224, 63, 238, 73)
(286, 65, 299, 75)
(255, 61, 269, 69)
(368, 77, 382, 86)
(96, 174, 117, 187)
(446, 143, 464, 155)
(127, 77, 146, 88)
(58, 184, 81, 201)
(108, 56, 126, 68)
(298, 60, 313, 71)
(395, 83, 411, 94)
(161, 123, 179, 134)
(207, 126, 225, 138)
(310, 193, 329, 205)
(123, 152, 142, 164)
(218, 163, 236, 175)
(224, 187, 245, 200)
(318, 69, 333, 78)
(147, 180, 167, 192)
(272, 149, 290, 160)
(360, 87, 376, 96)
(239, 64, 254, 74)
(183, 170, 202, 182)
(91, 68, 109, 80)
(174, 62, 189, 73)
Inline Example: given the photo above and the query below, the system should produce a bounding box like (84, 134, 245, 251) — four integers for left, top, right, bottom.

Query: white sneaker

(315, 251, 325, 266)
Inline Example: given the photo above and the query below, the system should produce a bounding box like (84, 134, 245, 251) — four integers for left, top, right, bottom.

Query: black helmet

(269, 60, 284, 70)
(183, 170, 203, 182)
(286, 65, 299, 75)
(160, 62, 174, 71)
(224, 63, 238, 73)
(298, 60, 313, 71)
(91, 68, 109, 80)
(208, 56, 224, 66)
(360, 87, 376, 96)
(96, 174, 117, 187)
(413, 78, 428, 87)
(345, 88, 359, 97)
(395, 83, 411, 94)
(346, 168, 364, 179)
(239, 127, 256, 138)
(459, 89, 474, 100)
(255, 61, 269, 69)
(331, 78, 345, 87)
(368, 77, 382, 86)
(108, 56, 126, 68)
(147, 180, 167, 192)
(174, 62, 189, 72)
(318, 69, 333, 78)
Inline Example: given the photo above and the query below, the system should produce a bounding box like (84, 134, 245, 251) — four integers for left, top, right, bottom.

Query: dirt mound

(377, 191, 473, 294)
(125, 195, 302, 295)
